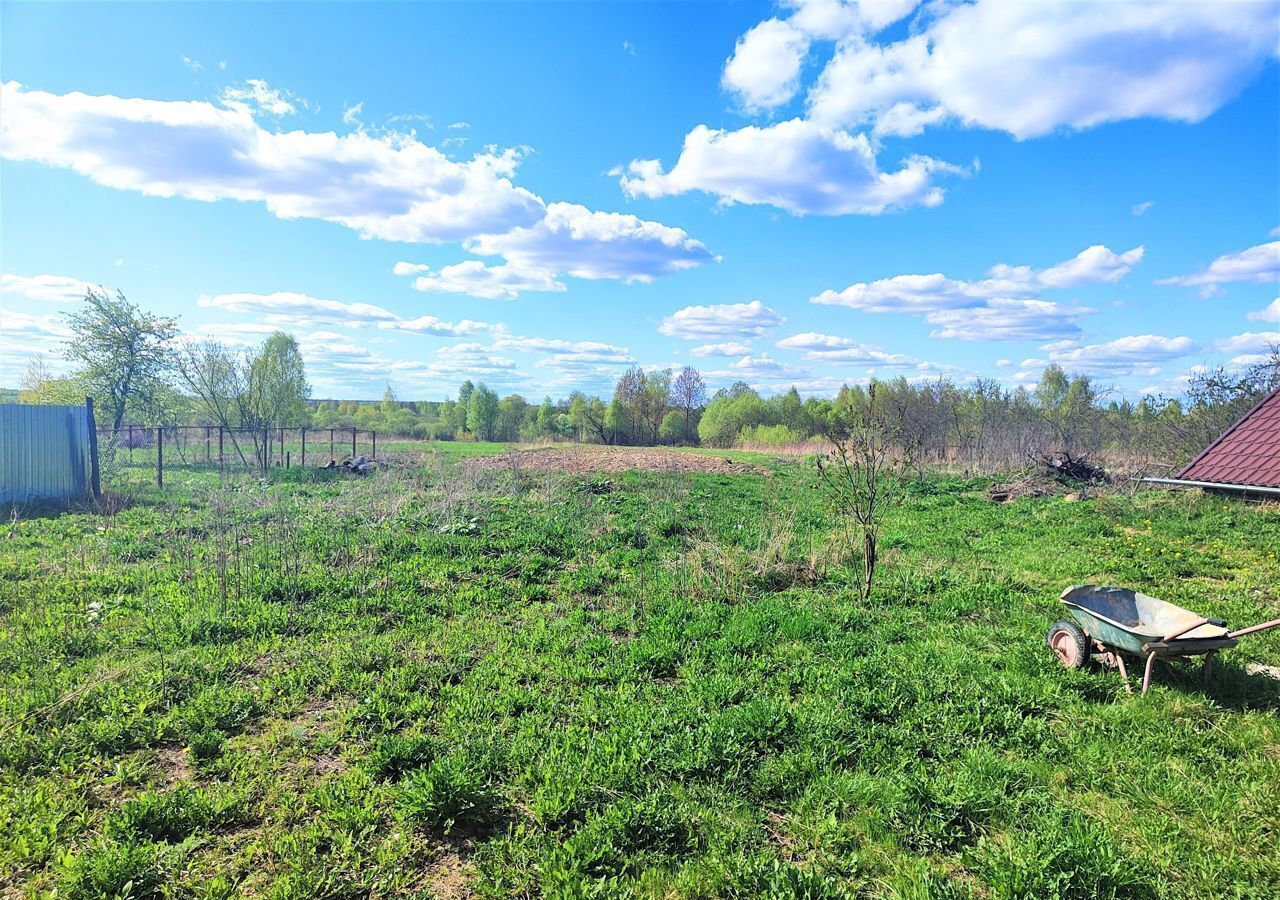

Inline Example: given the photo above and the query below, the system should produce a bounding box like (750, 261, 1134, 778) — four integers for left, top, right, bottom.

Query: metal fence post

(156, 426, 164, 488)
(372, 431, 377, 459)
(351, 428, 356, 459)
(330, 428, 335, 461)
(86, 397, 101, 500)
(279, 427, 285, 466)
(301, 427, 307, 467)
(219, 426, 225, 473)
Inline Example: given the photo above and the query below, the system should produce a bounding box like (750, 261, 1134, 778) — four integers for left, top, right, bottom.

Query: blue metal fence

(0, 402, 94, 504)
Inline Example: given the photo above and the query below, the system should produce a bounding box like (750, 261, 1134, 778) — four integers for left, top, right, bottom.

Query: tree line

(17, 288, 1279, 468)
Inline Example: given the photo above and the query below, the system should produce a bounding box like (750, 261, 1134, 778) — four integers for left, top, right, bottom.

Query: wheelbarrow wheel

(1047, 620, 1091, 669)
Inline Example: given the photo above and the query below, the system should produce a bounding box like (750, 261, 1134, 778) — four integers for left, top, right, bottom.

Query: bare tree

(817, 391, 913, 601)
(176, 339, 254, 468)
(671, 366, 707, 436)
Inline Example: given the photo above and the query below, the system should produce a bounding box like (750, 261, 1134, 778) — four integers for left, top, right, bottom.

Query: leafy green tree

(536, 396, 556, 437)
(466, 383, 499, 440)
(64, 287, 178, 430)
(456, 380, 476, 432)
(381, 385, 399, 416)
(658, 410, 686, 445)
(246, 332, 310, 431)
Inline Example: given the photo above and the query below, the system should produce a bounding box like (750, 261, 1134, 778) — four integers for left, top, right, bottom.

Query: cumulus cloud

(713, 353, 810, 382)
(196, 290, 492, 337)
(392, 261, 430, 276)
(617, 119, 958, 215)
(467, 202, 714, 283)
(1, 81, 543, 244)
(1, 272, 95, 302)
(658, 300, 784, 341)
(1214, 330, 1280, 357)
(1132, 200, 1154, 216)
(1, 82, 715, 291)
(690, 341, 754, 358)
(812, 243, 1141, 341)
(404, 261, 565, 300)
(924, 299, 1091, 343)
(803, 1, 1279, 139)
(1037, 245, 1145, 289)
(1248, 298, 1280, 323)
(1156, 241, 1280, 297)
(722, 19, 810, 113)
(775, 331, 941, 369)
(1039, 334, 1200, 377)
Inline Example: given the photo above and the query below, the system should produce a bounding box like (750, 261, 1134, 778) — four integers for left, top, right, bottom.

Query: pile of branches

(1034, 451, 1108, 483)
(988, 451, 1108, 503)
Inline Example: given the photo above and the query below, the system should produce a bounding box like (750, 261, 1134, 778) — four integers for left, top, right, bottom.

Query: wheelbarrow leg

(1141, 652, 1157, 695)
(1114, 651, 1133, 693)
(1203, 651, 1216, 686)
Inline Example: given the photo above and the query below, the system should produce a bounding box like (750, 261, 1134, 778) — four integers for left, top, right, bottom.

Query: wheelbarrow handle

(1228, 617, 1280, 640)
(1162, 617, 1222, 642)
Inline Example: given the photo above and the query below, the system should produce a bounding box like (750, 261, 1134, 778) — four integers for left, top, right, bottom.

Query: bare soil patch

(464, 446, 768, 475)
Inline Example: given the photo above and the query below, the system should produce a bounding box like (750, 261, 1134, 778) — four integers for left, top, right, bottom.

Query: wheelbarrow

(1048, 585, 1280, 695)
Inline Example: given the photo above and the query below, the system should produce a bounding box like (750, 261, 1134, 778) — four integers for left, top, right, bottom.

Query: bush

(738, 424, 802, 447)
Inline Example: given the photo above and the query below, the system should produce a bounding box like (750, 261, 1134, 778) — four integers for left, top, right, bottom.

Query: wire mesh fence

(97, 426, 376, 487)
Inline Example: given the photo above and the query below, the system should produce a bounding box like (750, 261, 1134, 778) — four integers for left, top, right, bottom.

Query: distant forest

(13, 288, 1280, 468)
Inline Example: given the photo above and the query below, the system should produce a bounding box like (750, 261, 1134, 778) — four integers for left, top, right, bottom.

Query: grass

(2, 452, 1278, 898)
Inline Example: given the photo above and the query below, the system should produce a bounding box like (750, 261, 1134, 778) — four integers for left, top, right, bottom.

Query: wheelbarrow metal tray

(1059, 585, 1236, 657)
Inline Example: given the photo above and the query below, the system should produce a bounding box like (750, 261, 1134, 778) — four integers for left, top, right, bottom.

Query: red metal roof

(1178, 388, 1280, 488)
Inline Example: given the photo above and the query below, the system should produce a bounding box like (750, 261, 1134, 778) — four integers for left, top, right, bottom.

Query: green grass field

(3, 449, 1279, 899)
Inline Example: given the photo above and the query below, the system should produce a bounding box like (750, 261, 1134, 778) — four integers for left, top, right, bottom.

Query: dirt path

(463, 445, 768, 475)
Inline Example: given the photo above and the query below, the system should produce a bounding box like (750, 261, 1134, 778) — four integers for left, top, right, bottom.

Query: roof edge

(1176, 385, 1280, 480)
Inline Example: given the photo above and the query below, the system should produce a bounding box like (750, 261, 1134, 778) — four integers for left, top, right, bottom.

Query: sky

(2, 0, 1278, 402)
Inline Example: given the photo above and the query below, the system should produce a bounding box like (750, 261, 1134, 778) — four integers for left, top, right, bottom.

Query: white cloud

(812, 243, 1140, 341)
(1132, 200, 1154, 217)
(722, 19, 810, 113)
(714, 353, 810, 382)
(925, 299, 1093, 343)
(1041, 334, 1200, 377)
(803, 1, 1279, 139)
(1214, 330, 1280, 356)
(342, 101, 363, 126)
(491, 334, 629, 359)
(622, 40, 636, 56)
(181, 55, 203, 72)
(0, 273, 94, 302)
(658, 300, 784, 341)
(409, 261, 565, 300)
(466, 202, 715, 283)
(219, 79, 300, 117)
(690, 341, 754, 357)
(1, 81, 544, 245)
(1037, 244, 1145, 289)
(386, 316, 491, 337)
(1156, 241, 1280, 297)
(196, 290, 494, 337)
(197, 291, 401, 328)
(0, 308, 72, 382)
(775, 331, 936, 369)
(2, 82, 715, 290)
(392, 261, 430, 276)
(1248, 298, 1280, 323)
(617, 119, 958, 215)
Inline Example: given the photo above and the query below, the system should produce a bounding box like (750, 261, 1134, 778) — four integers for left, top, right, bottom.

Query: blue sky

(2, 0, 1278, 401)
